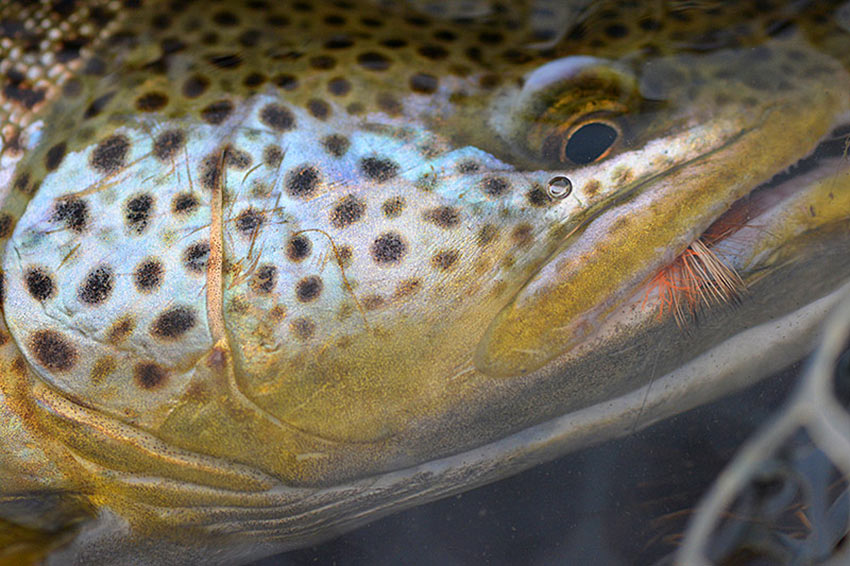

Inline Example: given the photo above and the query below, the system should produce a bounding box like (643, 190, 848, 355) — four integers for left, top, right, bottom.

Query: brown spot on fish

(394, 278, 421, 299)
(512, 224, 533, 247)
(108, 317, 136, 343)
(264, 145, 284, 166)
(134, 259, 163, 293)
(583, 179, 602, 197)
(153, 129, 186, 161)
(260, 103, 295, 131)
(90, 135, 129, 174)
(25, 267, 55, 302)
(250, 265, 277, 294)
(362, 294, 385, 310)
(90, 356, 116, 385)
(477, 225, 498, 247)
(290, 317, 315, 340)
(295, 276, 323, 302)
(322, 134, 350, 157)
(381, 196, 405, 218)
(432, 250, 459, 270)
(30, 330, 77, 372)
(287, 234, 312, 262)
(371, 232, 406, 264)
(0, 212, 13, 239)
(481, 176, 510, 197)
(135, 362, 168, 389)
(151, 306, 197, 340)
(424, 206, 460, 228)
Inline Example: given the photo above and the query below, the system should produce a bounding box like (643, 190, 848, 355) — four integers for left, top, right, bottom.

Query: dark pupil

(564, 122, 618, 164)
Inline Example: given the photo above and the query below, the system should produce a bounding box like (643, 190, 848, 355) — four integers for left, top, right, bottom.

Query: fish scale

(0, 1, 848, 564)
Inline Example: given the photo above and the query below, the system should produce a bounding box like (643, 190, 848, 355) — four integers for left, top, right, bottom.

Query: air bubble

(547, 176, 572, 200)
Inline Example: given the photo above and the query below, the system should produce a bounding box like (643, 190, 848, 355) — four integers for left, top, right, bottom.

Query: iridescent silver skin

(0, 1, 848, 564)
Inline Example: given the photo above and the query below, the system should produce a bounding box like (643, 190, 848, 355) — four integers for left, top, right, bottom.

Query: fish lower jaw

(636, 120, 850, 328)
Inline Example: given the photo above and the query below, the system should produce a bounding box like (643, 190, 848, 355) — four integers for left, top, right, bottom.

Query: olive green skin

(0, 1, 849, 565)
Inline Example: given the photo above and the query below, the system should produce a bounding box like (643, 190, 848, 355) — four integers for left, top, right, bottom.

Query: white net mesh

(678, 289, 850, 565)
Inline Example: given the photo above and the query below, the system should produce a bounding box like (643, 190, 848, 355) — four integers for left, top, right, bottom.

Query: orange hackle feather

(645, 239, 746, 327)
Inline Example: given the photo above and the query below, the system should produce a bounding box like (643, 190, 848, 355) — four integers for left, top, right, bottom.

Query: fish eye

(562, 121, 619, 165)
(540, 118, 622, 166)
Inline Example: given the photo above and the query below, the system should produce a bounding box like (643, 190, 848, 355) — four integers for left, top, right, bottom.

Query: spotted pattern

(125, 194, 154, 235)
(24, 267, 55, 302)
(90, 135, 129, 174)
(78, 265, 114, 305)
(134, 259, 163, 293)
(151, 306, 197, 340)
(29, 330, 77, 372)
(0, 0, 835, 489)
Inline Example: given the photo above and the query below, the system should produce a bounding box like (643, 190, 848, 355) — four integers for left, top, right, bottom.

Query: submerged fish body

(0, 1, 848, 563)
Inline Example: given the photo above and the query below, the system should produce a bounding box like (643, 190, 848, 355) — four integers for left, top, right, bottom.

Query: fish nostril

(546, 176, 573, 200)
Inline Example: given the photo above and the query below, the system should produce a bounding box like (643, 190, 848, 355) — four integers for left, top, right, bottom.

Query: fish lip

(702, 119, 850, 247)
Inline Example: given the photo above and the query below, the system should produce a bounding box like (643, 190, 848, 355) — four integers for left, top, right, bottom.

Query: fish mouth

(476, 101, 850, 378)
(644, 121, 850, 315)
(704, 122, 850, 252)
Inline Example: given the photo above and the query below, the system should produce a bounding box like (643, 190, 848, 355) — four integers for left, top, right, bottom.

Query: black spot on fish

(25, 267, 55, 301)
(125, 194, 154, 234)
(153, 129, 185, 161)
(235, 207, 264, 236)
(371, 232, 406, 264)
(200, 100, 233, 125)
(172, 193, 198, 215)
(360, 156, 399, 182)
(259, 103, 295, 131)
(134, 259, 163, 293)
(30, 330, 77, 372)
(183, 241, 210, 273)
(53, 198, 89, 233)
(250, 264, 277, 294)
(135, 362, 167, 389)
(287, 234, 311, 261)
(90, 135, 129, 174)
(45, 142, 67, 171)
(330, 195, 365, 228)
(151, 306, 196, 339)
(295, 276, 323, 302)
(285, 165, 320, 197)
(78, 265, 114, 305)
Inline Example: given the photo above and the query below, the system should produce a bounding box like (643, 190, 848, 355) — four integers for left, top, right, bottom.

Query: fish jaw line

(474, 87, 850, 378)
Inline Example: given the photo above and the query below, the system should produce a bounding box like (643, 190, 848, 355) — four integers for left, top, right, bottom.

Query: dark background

(253, 363, 803, 566)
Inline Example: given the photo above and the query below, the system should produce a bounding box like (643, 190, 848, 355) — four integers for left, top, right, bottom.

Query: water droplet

(547, 176, 572, 200)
